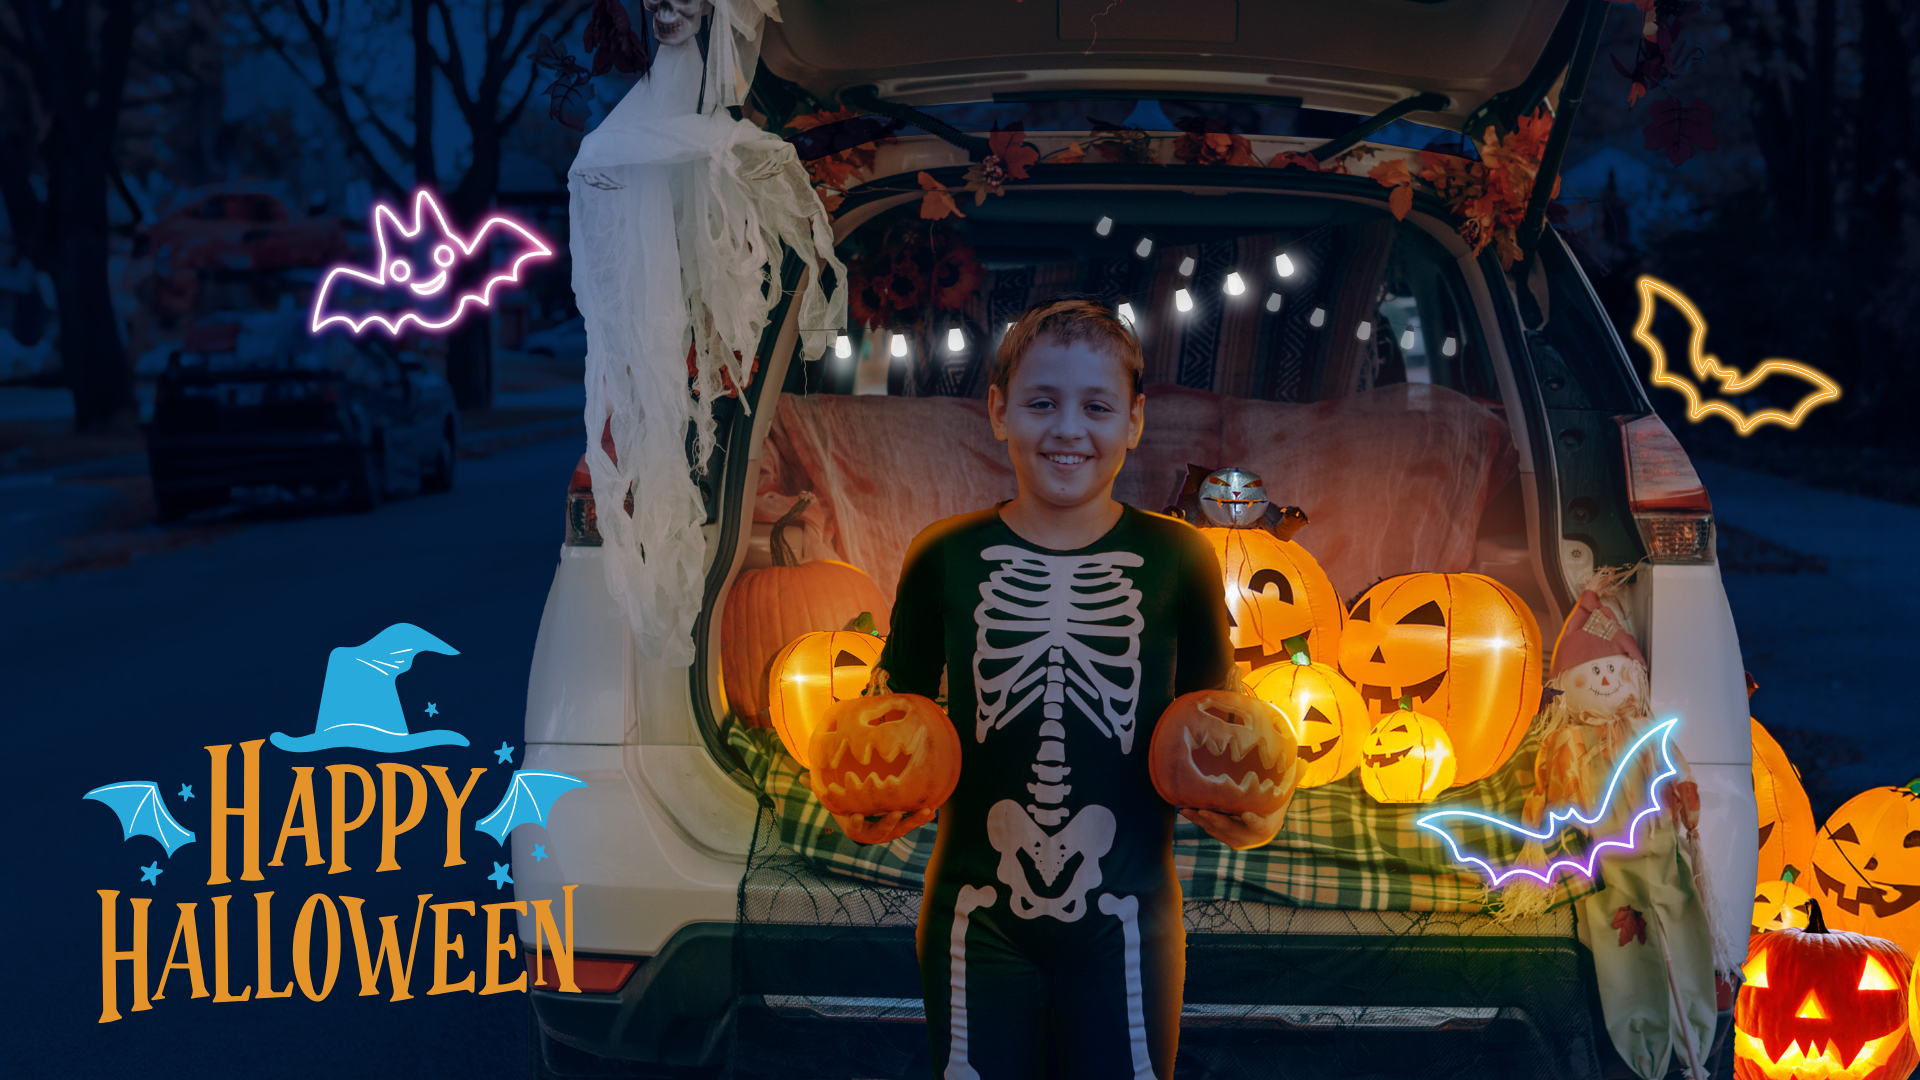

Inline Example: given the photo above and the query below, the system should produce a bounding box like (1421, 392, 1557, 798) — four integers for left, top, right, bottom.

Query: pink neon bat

(310, 188, 553, 336)
(1415, 718, 1682, 886)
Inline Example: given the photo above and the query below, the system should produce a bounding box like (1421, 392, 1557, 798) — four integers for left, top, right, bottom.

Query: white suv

(518, 3, 1754, 1076)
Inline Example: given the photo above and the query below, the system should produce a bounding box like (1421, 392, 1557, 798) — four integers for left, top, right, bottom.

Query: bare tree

(242, 0, 590, 408)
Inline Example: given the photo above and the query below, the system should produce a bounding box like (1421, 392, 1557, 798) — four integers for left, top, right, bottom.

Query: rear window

(801, 190, 1500, 405)
(905, 100, 1480, 159)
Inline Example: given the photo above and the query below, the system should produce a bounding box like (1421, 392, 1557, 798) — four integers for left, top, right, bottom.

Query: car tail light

(564, 419, 633, 547)
(1618, 414, 1714, 564)
(523, 949, 643, 994)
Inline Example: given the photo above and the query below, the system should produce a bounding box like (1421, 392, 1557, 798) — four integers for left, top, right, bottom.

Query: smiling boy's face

(988, 335, 1144, 518)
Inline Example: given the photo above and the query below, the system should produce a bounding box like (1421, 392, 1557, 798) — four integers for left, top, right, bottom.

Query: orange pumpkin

(768, 629, 886, 769)
(1806, 780, 1920, 959)
(1200, 526, 1344, 673)
(1358, 701, 1457, 803)
(721, 495, 889, 726)
(1245, 638, 1368, 788)
(1753, 717, 1816, 888)
(1734, 900, 1918, 1080)
(806, 692, 961, 819)
(1338, 572, 1541, 786)
(1148, 689, 1299, 827)
(1752, 868, 1816, 934)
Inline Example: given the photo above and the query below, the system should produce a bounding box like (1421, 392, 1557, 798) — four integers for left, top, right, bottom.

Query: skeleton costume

(877, 504, 1233, 1079)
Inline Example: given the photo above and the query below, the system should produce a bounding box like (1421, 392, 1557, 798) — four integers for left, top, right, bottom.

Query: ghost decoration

(643, 0, 710, 46)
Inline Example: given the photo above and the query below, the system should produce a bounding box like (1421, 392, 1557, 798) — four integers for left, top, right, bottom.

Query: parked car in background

(146, 307, 458, 520)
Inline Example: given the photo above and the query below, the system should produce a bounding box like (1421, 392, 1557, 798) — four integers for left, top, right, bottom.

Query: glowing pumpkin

(1733, 900, 1918, 1080)
(767, 629, 886, 769)
(721, 494, 889, 726)
(1200, 526, 1344, 673)
(1245, 637, 1368, 788)
(1359, 701, 1457, 804)
(1753, 868, 1816, 934)
(1338, 572, 1541, 786)
(1807, 780, 1920, 959)
(1753, 717, 1816, 888)
(806, 692, 960, 820)
(1148, 689, 1299, 847)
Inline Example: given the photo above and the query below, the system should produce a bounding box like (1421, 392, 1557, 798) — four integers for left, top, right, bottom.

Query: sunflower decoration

(843, 218, 985, 331)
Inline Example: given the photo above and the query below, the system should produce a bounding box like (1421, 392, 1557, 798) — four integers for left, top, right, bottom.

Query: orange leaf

(1054, 141, 1087, 164)
(1268, 150, 1322, 171)
(1368, 159, 1413, 189)
(1388, 184, 1413, 221)
(917, 171, 964, 220)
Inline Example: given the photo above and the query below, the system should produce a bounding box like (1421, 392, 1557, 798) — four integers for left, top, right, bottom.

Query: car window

(801, 191, 1498, 405)
(905, 100, 1480, 159)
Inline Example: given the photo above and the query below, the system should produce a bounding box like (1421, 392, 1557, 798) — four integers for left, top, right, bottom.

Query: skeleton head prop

(1199, 467, 1269, 528)
(643, 0, 710, 46)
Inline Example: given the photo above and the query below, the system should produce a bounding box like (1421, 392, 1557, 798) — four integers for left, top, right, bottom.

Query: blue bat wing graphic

(473, 770, 587, 845)
(84, 781, 198, 857)
(1415, 718, 1682, 887)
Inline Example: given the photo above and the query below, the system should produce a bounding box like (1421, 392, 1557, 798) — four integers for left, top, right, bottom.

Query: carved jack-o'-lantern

(1753, 869, 1816, 934)
(1753, 717, 1816, 888)
(1358, 702, 1457, 804)
(1246, 638, 1368, 788)
(1149, 689, 1299, 850)
(1807, 780, 1920, 959)
(806, 692, 961, 819)
(767, 629, 886, 769)
(1338, 572, 1541, 786)
(1733, 900, 1918, 1080)
(1201, 526, 1344, 673)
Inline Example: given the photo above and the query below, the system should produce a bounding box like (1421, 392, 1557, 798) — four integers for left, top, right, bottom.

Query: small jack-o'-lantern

(1246, 637, 1368, 788)
(1753, 868, 1816, 934)
(806, 692, 961, 819)
(1359, 700, 1457, 803)
(1753, 718, 1816, 888)
(1807, 780, 1920, 959)
(1733, 900, 1918, 1080)
(1339, 572, 1541, 786)
(1149, 689, 1299, 849)
(768, 628, 886, 769)
(1201, 526, 1344, 672)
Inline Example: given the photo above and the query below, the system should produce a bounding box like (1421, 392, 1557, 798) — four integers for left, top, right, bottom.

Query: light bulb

(947, 327, 964, 353)
(1309, 306, 1325, 328)
(1400, 329, 1417, 350)
(1174, 288, 1193, 313)
(891, 333, 907, 357)
(1095, 215, 1113, 236)
(1265, 292, 1283, 313)
(1178, 256, 1196, 277)
(1116, 302, 1136, 328)
(834, 335, 851, 359)
(1225, 271, 1246, 296)
(1135, 237, 1154, 258)
(1276, 253, 1296, 277)
(1355, 321, 1372, 341)
(1442, 335, 1458, 357)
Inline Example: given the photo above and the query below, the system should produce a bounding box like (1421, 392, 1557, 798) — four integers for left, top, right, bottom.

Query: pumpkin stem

(770, 492, 815, 568)
(1805, 898, 1829, 934)
(844, 611, 877, 635)
(1905, 778, 1920, 796)
(1398, 695, 1413, 711)
(1780, 865, 1799, 884)
(1283, 635, 1311, 666)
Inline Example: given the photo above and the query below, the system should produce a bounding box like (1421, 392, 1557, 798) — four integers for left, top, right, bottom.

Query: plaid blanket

(727, 720, 1594, 913)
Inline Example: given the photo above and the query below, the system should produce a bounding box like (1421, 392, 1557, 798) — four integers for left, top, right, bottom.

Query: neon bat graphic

(310, 188, 552, 336)
(473, 769, 588, 845)
(1416, 717, 1681, 886)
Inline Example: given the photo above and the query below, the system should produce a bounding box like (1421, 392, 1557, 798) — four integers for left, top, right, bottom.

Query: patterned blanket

(727, 720, 1595, 914)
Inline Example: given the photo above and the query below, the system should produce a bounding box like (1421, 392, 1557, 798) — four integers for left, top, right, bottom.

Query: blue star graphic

(177, 783, 194, 801)
(488, 862, 514, 890)
(531, 844, 548, 862)
(424, 702, 439, 718)
(140, 862, 163, 884)
(494, 741, 515, 764)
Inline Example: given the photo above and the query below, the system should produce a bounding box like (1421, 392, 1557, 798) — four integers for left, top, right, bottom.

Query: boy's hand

(831, 808, 936, 845)
(1180, 806, 1285, 851)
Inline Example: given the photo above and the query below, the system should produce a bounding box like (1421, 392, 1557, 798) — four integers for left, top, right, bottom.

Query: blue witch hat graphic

(270, 622, 468, 753)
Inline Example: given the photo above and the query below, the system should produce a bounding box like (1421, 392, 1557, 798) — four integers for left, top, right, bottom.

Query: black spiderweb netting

(723, 805, 1604, 1080)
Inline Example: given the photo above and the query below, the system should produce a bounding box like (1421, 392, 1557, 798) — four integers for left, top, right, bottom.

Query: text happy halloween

(94, 741, 582, 1023)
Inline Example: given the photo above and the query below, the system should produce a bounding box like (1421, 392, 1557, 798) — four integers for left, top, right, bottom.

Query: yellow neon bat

(1632, 274, 1841, 435)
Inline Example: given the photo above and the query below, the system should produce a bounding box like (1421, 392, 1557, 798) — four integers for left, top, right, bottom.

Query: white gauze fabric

(569, 0, 844, 664)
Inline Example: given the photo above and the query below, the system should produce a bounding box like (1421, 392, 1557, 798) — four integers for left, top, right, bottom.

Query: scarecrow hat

(1549, 578, 1646, 683)
(270, 623, 468, 753)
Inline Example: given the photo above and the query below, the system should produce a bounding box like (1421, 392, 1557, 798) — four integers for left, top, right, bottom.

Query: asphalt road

(1, 435, 582, 1079)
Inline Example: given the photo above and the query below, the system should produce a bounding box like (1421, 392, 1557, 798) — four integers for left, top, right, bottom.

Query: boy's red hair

(991, 298, 1145, 399)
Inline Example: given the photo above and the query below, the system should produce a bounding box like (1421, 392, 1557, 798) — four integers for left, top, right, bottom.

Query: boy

(867, 298, 1236, 1079)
